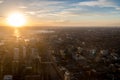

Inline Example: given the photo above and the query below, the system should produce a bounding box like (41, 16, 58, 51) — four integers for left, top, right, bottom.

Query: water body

(0, 27, 55, 38)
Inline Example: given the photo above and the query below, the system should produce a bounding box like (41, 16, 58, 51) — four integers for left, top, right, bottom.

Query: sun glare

(7, 12, 26, 27)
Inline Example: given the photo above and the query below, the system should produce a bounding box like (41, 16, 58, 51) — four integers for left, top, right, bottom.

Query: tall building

(23, 46, 26, 59)
(13, 48, 19, 62)
(12, 48, 19, 74)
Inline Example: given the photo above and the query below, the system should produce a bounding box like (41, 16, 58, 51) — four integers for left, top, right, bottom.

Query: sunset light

(7, 13, 26, 27)
(0, 0, 120, 80)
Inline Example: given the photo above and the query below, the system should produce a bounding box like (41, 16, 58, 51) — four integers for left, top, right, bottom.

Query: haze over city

(0, 0, 120, 80)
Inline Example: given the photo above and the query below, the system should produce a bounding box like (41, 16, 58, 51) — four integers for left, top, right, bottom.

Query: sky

(0, 0, 120, 27)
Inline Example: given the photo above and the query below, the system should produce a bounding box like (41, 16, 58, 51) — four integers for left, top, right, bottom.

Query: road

(21, 51, 63, 80)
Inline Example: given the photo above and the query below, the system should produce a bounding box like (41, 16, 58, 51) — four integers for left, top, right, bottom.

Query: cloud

(19, 6, 27, 9)
(29, 1, 64, 7)
(23, 0, 66, 17)
(0, 0, 3, 3)
(59, 11, 107, 17)
(78, 0, 120, 11)
(78, 0, 115, 7)
(116, 7, 120, 10)
(25, 11, 36, 15)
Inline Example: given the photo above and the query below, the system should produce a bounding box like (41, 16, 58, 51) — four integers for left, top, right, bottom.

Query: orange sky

(0, 0, 120, 27)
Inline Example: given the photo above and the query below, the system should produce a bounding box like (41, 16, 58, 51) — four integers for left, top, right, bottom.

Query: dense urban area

(0, 27, 120, 80)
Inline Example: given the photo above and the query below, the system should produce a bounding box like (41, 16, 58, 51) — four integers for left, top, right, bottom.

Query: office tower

(23, 46, 26, 58)
(12, 48, 19, 74)
(13, 48, 19, 62)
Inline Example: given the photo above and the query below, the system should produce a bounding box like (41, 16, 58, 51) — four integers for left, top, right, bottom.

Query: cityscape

(0, 27, 120, 80)
(0, 0, 120, 80)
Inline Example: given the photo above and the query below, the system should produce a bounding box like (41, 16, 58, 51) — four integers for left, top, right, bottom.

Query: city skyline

(0, 0, 120, 27)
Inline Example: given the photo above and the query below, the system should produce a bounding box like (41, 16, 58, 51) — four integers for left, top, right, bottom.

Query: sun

(7, 12, 26, 27)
